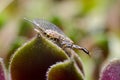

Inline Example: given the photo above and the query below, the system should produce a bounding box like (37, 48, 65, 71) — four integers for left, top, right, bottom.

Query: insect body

(24, 18, 89, 55)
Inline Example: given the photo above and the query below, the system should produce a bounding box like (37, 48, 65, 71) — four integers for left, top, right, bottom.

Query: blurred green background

(0, 0, 120, 80)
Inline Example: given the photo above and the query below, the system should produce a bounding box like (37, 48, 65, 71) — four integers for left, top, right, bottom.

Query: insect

(24, 18, 89, 55)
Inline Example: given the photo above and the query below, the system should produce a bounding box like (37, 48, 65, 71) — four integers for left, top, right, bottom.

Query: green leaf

(47, 59, 84, 80)
(10, 34, 68, 80)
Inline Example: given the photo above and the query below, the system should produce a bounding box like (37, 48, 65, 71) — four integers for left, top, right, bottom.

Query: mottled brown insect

(24, 18, 89, 55)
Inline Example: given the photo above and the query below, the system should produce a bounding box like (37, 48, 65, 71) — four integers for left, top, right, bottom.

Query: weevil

(24, 18, 89, 55)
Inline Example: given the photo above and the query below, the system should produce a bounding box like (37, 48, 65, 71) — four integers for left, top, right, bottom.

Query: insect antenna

(24, 18, 44, 33)
(24, 18, 33, 23)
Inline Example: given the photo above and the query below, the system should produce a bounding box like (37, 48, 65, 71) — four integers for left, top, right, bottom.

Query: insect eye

(54, 38, 57, 41)
(50, 37, 54, 40)
(49, 38, 58, 42)
(44, 32, 47, 35)
(46, 35, 50, 38)
(53, 38, 58, 41)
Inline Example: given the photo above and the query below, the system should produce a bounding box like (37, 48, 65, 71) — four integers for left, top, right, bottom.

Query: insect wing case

(33, 19, 65, 35)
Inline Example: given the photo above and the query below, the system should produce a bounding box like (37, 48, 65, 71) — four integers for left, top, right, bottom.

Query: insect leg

(72, 44, 89, 55)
